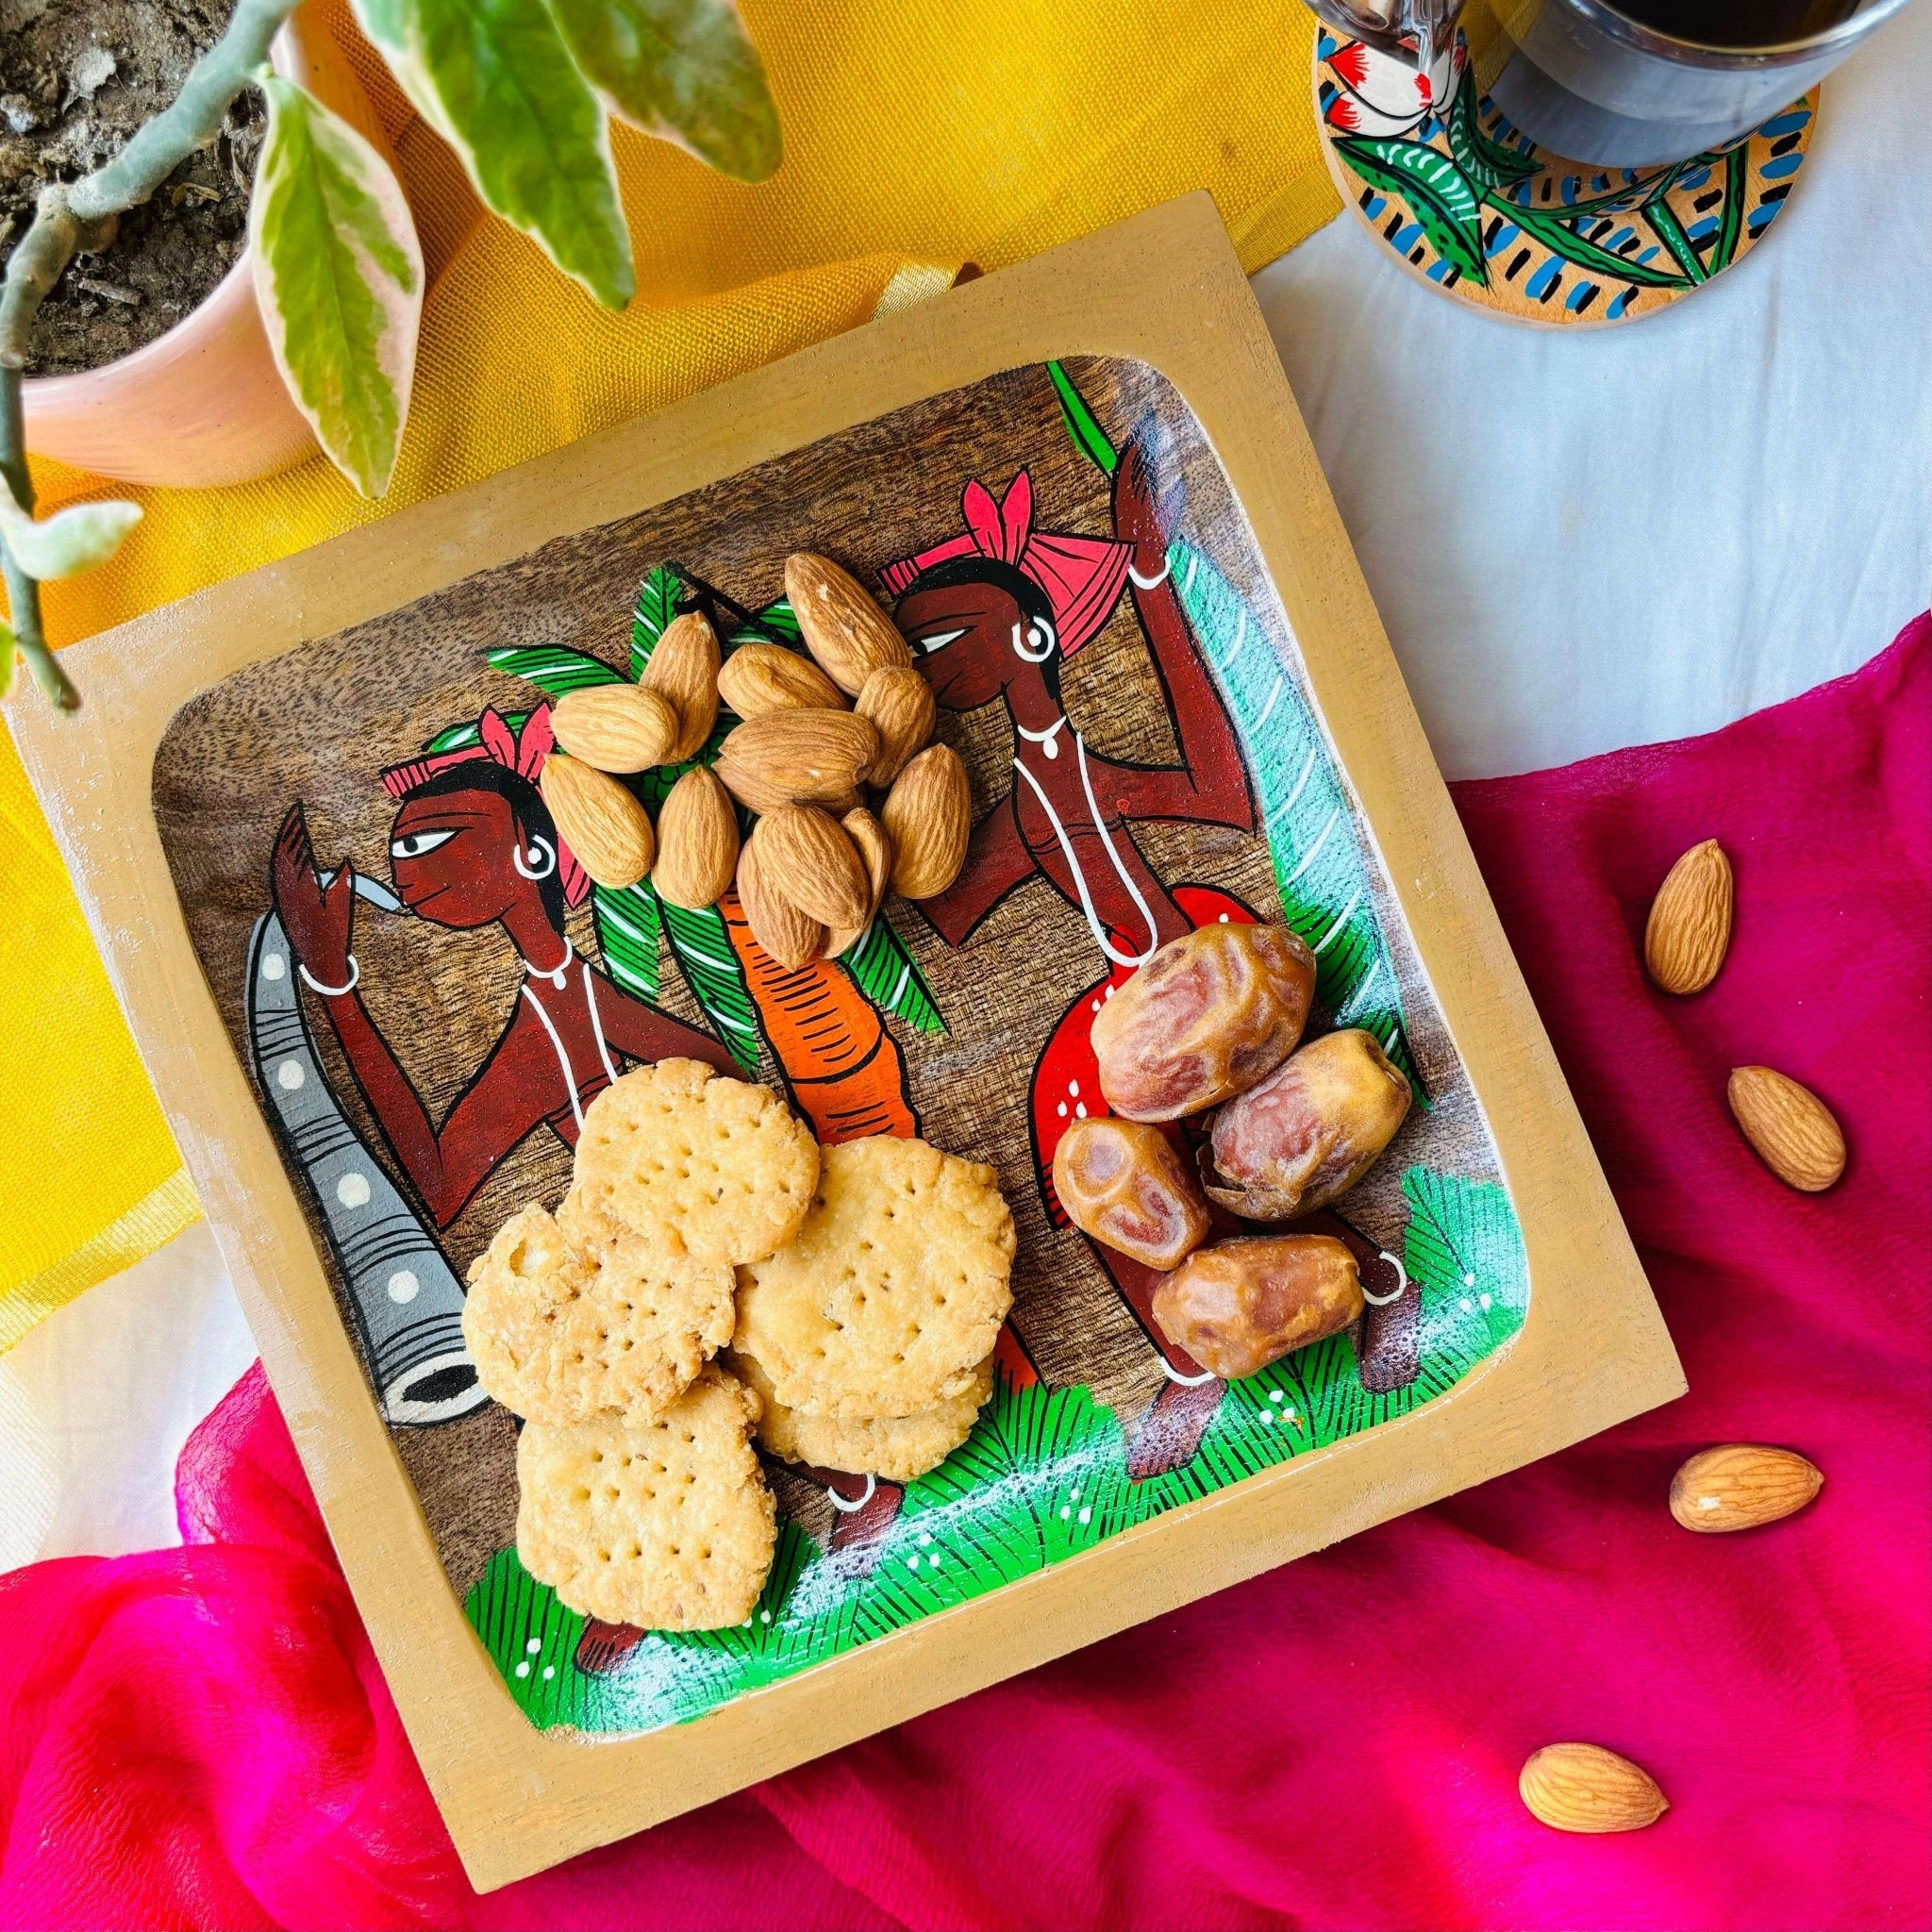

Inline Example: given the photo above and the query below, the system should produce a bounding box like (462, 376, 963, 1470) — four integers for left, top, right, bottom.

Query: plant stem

(0, 369, 76, 709)
(0, 0, 300, 708)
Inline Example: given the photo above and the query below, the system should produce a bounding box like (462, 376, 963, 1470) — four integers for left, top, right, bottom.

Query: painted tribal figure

(887, 429, 1263, 1474)
(271, 707, 731, 1230)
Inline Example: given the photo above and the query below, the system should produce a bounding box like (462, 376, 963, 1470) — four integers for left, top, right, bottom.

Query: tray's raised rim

(7, 192, 1684, 1892)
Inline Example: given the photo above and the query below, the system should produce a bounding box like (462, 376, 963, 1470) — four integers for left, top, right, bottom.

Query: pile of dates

(1052, 922, 1411, 1381)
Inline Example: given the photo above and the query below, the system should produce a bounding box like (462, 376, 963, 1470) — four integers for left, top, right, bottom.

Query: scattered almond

(882, 742, 971, 899)
(735, 831, 824, 971)
(539, 755, 654, 890)
(1520, 1743, 1667, 1834)
(827, 808, 893, 958)
(785, 552, 915, 695)
(1727, 1066, 1845, 1191)
(857, 664, 936, 786)
(639, 610, 722, 762)
(549, 682, 681, 774)
(754, 806, 873, 930)
(1644, 839, 1733, 994)
(713, 709, 881, 815)
(651, 766, 739, 911)
(1669, 1442, 1823, 1532)
(718, 642, 847, 719)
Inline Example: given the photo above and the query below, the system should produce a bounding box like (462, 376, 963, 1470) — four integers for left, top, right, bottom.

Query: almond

(827, 808, 893, 958)
(785, 552, 915, 696)
(881, 742, 971, 899)
(1727, 1066, 1845, 1191)
(856, 664, 936, 786)
(639, 610, 721, 762)
(1644, 839, 1733, 994)
(735, 831, 824, 971)
(753, 806, 873, 930)
(549, 682, 680, 773)
(713, 709, 881, 815)
(1670, 1442, 1823, 1532)
(539, 754, 654, 890)
(651, 766, 739, 911)
(1520, 1743, 1667, 1834)
(718, 643, 847, 719)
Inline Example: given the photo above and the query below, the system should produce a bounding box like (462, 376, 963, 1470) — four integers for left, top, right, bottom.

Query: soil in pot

(1, 0, 266, 376)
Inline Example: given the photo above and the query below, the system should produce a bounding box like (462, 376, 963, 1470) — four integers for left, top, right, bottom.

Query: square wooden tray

(8, 194, 1682, 1891)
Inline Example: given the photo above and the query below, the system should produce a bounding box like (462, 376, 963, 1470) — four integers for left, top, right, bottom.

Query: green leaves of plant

(546, 0, 781, 181)
(1334, 135, 1488, 285)
(251, 75, 423, 499)
(0, 475, 141, 581)
(352, 0, 781, 313)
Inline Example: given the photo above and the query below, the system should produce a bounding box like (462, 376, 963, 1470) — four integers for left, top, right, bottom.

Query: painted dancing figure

(886, 430, 1262, 1474)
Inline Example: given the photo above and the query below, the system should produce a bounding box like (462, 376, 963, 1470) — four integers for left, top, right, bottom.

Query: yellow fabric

(0, 0, 1334, 1352)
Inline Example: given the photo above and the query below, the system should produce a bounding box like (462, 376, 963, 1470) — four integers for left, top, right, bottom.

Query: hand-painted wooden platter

(7, 195, 1682, 1890)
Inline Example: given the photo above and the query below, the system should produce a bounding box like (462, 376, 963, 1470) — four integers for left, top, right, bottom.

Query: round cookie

(733, 1135, 1016, 1421)
(727, 1348, 994, 1481)
(462, 1203, 733, 1424)
(515, 1367, 776, 1631)
(567, 1058, 818, 1267)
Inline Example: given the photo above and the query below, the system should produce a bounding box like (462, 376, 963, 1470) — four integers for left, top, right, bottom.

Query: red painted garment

(1, 618, 1924, 1932)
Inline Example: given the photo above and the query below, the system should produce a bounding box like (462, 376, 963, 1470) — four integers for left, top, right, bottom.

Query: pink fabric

(3, 620, 1925, 1931)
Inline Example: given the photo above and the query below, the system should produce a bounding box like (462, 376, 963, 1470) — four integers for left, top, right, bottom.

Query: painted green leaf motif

(1047, 358, 1119, 475)
(485, 641, 626, 694)
(1167, 540, 1418, 1093)
(0, 475, 140, 582)
(659, 896, 760, 1073)
(250, 75, 423, 498)
(1506, 203, 1690, 290)
(401, 0, 634, 309)
(1444, 72, 1539, 192)
(1334, 135, 1487, 284)
(841, 908, 943, 1035)
(1642, 197, 1707, 286)
(543, 0, 781, 181)
(630, 560, 686, 676)
(592, 881, 661, 999)
(1708, 149, 1748, 276)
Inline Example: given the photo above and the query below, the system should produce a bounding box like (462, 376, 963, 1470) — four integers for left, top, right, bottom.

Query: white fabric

(1255, 0, 1932, 779)
(4, 6, 1926, 1566)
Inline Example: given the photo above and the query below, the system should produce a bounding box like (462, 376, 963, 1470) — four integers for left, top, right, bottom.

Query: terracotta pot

(20, 2, 408, 490)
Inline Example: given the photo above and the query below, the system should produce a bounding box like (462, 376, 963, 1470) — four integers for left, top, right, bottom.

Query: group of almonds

(1520, 838, 1836, 1836)
(534, 552, 970, 965)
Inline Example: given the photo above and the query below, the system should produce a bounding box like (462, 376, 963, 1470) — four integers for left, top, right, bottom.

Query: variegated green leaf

(250, 74, 423, 499)
(544, 0, 780, 181)
(0, 475, 141, 582)
(377, 0, 635, 309)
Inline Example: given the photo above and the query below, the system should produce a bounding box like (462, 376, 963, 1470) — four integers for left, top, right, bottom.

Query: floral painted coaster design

(1315, 30, 1817, 326)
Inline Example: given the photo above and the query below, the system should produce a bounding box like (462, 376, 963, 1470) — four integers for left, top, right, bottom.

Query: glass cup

(1306, 0, 1918, 165)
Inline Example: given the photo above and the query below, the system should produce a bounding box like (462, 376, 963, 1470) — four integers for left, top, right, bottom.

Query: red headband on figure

(880, 470, 1134, 659)
(379, 703, 594, 908)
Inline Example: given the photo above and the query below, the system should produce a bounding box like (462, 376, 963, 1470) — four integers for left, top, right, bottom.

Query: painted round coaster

(1314, 30, 1817, 326)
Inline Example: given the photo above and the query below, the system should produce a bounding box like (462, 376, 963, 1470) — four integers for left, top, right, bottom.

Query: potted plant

(1, 0, 781, 710)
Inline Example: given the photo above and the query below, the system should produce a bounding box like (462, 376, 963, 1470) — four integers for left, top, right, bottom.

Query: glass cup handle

(1302, 0, 1463, 73)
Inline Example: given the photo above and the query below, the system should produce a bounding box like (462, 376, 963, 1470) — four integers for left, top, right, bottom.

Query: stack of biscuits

(462, 1058, 1015, 1632)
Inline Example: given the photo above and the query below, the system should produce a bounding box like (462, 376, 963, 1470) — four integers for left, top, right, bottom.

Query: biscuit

(515, 1367, 776, 1631)
(733, 1136, 1016, 1420)
(566, 1058, 819, 1267)
(462, 1204, 733, 1424)
(727, 1348, 994, 1481)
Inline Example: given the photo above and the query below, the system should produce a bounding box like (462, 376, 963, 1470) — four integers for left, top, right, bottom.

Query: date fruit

(1091, 922, 1316, 1122)
(1203, 1027, 1410, 1220)
(1052, 1118, 1211, 1271)
(1151, 1234, 1362, 1381)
